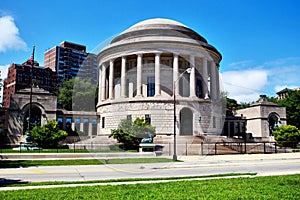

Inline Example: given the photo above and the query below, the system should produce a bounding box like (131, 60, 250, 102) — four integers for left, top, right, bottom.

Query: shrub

(30, 120, 68, 148)
(110, 118, 155, 150)
(274, 125, 300, 148)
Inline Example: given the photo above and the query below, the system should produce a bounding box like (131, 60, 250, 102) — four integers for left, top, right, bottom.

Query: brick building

(2, 60, 57, 108)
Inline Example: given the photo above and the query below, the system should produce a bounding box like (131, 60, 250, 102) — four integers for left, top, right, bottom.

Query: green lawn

(0, 173, 256, 187)
(0, 174, 299, 199)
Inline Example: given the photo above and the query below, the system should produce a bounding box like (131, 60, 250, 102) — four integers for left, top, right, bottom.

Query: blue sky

(1, 0, 300, 103)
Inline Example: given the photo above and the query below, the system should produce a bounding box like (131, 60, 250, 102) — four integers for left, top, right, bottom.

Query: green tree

(58, 78, 74, 110)
(58, 78, 98, 111)
(110, 117, 156, 150)
(277, 90, 300, 129)
(30, 120, 67, 148)
(274, 125, 300, 148)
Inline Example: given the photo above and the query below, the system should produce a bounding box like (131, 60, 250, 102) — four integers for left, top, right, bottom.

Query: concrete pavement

(0, 152, 299, 191)
(177, 152, 300, 163)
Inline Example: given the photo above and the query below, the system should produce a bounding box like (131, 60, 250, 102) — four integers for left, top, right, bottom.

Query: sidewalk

(177, 152, 300, 163)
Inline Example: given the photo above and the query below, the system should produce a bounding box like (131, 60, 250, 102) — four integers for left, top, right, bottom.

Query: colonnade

(98, 52, 220, 103)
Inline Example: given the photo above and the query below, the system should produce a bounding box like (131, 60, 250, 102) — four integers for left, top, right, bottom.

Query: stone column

(109, 59, 114, 99)
(121, 56, 127, 97)
(202, 58, 209, 99)
(88, 121, 93, 137)
(98, 64, 102, 102)
(189, 55, 196, 97)
(173, 53, 179, 96)
(155, 53, 161, 96)
(210, 61, 216, 100)
(136, 54, 143, 97)
(101, 63, 107, 101)
(215, 63, 220, 100)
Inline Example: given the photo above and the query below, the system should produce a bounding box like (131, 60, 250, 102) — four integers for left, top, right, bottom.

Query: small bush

(274, 125, 300, 148)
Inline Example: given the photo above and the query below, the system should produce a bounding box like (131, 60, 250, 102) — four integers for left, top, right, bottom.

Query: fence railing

(0, 141, 299, 155)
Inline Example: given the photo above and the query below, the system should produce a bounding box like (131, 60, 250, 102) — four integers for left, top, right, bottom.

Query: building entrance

(23, 106, 42, 134)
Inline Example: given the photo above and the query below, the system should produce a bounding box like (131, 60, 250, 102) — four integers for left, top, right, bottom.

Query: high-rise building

(0, 69, 3, 105)
(44, 41, 97, 86)
(2, 60, 57, 108)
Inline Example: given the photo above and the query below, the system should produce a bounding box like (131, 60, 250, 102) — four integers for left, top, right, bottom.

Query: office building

(44, 41, 97, 86)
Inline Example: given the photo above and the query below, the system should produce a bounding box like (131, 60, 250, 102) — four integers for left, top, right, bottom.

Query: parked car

(12, 143, 42, 151)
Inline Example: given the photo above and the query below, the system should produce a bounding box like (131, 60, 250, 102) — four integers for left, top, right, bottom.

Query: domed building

(96, 18, 224, 148)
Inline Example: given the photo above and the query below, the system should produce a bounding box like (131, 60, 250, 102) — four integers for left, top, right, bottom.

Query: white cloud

(266, 60, 300, 93)
(228, 60, 253, 69)
(0, 64, 9, 79)
(221, 69, 268, 103)
(0, 15, 27, 52)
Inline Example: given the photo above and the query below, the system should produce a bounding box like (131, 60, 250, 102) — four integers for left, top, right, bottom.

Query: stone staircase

(68, 134, 241, 155)
(67, 135, 118, 151)
(154, 135, 241, 156)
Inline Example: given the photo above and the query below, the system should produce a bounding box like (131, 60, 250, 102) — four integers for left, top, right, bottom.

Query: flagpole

(27, 46, 35, 135)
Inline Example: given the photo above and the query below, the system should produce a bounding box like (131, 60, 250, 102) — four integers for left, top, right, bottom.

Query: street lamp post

(173, 67, 191, 161)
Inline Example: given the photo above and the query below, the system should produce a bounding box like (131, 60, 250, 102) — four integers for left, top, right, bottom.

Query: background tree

(58, 78, 98, 111)
(274, 125, 300, 148)
(30, 120, 67, 148)
(110, 117, 156, 150)
(58, 78, 74, 110)
(277, 90, 300, 129)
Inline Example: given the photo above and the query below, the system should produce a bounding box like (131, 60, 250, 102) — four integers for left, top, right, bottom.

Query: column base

(189, 95, 198, 99)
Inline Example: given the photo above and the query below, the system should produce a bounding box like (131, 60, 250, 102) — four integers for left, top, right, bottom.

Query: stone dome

(110, 18, 221, 59)
(126, 18, 188, 31)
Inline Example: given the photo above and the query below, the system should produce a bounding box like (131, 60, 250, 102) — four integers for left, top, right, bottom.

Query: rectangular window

(147, 77, 155, 97)
(213, 116, 216, 128)
(75, 118, 80, 132)
(145, 114, 151, 125)
(57, 117, 63, 129)
(83, 118, 89, 135)
(66, 117, 72, 131)
(102, 117, 105, 128)
(92, 119, 97, 135)
(196, 79, 203, 98)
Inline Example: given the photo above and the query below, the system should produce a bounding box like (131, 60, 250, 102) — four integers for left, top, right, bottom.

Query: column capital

(173, 53, 179, 57)
(102, 62, 108, 68)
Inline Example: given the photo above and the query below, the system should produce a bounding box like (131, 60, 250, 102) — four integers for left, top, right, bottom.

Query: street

(1, 153, 300, 183)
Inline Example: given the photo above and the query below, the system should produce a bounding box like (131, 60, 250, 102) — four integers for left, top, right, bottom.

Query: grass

(0, 173, 256, 187)
(0, 158, 174, 168)
(0, 174, 299, 199)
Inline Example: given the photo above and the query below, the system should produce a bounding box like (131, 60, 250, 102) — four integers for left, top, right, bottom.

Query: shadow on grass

(0, 160, 36, 168)
(0, 178, 29, 187)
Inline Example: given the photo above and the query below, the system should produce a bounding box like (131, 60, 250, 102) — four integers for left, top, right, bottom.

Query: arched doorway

(268, 112, 280, 136)
(180, 107, 193, 135)
(23, 106, 42, 134)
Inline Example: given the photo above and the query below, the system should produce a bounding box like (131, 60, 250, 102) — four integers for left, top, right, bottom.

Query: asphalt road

(1, 153, 300, 183)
